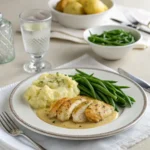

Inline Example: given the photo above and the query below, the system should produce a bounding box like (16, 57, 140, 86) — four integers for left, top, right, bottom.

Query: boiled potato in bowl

(55, 0, 108, 15)
(63, 1, 84, 14)
(56, 0, 76, 12)
(83, 0, 108, 14)
(48, 0, 113, 29)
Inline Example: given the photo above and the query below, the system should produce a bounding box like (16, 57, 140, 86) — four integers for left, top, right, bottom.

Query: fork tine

(0, 115, 12, 132)
(4, 112, 18, 128)
(3, 112, 18, 129)
(0, 114, 13, 130)
(0, 119, 10, 132)
(125, 13, 139, 25)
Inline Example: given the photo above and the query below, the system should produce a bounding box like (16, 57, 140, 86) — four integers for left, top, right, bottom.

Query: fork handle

(20, 133, 47, 150)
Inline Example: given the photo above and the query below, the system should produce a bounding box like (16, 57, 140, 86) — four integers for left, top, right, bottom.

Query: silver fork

(125, 13, 150, 29)
(0, 112, 46, 150)
(125, 13, 141, 29)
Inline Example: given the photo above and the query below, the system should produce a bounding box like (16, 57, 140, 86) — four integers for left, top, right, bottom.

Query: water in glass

(21, 23, 50, 56)
(20, 9, 51, 73)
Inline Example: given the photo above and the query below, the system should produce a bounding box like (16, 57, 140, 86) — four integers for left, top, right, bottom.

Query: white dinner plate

(9, 68, 147, 140)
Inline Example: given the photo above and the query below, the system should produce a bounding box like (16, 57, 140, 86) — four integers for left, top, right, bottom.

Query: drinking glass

(19, 9, 52, 73)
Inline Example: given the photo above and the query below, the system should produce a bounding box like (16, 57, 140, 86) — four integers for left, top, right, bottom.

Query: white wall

(114, 0, 150, 11)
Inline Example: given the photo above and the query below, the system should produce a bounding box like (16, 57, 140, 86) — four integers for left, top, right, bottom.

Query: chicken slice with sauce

(85, 100, 114, 123)
(57, 96, 86, 121)
(72, 100, 93, 123)
(48, 98, 69, 118)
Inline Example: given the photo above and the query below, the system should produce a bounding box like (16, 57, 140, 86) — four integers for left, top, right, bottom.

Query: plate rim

(9, 67, 147, 140)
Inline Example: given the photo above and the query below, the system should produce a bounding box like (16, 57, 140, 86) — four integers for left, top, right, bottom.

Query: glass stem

(30, 54, 45, 71)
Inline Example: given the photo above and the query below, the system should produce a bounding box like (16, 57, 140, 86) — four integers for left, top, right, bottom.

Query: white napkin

(50, 5, 150, 49)
(0, 54, 150, 150)
(119, 6, 150, 26)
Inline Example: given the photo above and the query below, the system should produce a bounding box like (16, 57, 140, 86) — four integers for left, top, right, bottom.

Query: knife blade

(111, 18, 150, 34)
(118, 68, 150, 93)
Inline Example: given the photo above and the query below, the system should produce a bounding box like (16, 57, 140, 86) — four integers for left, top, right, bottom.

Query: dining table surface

(0, 0, 150, 150)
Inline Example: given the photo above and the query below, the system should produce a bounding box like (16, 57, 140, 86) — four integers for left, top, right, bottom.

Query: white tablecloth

(0, 54, 150, 150)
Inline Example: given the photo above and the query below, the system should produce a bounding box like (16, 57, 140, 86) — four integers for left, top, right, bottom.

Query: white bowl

(83, 25, 142, 60)
(48, 0, 114, 29)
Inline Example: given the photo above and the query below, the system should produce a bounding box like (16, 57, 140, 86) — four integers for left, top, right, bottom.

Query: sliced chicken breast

(48, 98, 69, 118)
(72, 100, 93, 123)
(57, 96, 86, 121)
(85, 100, 114, 123)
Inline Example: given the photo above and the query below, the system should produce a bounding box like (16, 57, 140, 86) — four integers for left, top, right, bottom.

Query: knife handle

(118, 68, 150, 93)
(111, 18, 150, 35)
(139, 28, 150, 34)
(127, 24, 150, 34)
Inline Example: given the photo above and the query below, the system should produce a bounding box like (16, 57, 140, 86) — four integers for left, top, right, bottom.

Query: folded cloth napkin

(0, 54, 150, 150)
(50, 4, 150, 49)
(119, 6, 150, 26)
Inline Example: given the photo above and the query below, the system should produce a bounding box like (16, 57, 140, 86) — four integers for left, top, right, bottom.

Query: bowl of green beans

(84, 25, 142, 60)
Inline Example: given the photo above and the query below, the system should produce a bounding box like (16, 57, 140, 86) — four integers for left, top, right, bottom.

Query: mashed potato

(24, 73, 80, 109)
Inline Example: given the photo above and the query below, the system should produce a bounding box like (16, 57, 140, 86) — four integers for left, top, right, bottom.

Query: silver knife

(111, 18, 150, 35)
(118, 68, 150, 93)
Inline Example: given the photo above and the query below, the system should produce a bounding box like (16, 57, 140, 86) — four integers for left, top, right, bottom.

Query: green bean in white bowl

(84, 25, 142, 60)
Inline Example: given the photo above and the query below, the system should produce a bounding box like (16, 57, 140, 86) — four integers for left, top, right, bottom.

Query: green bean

(70, 69, 135, 111)
(103, 80, 117, 83)
(89, 78, 114, 104)
(124, 95, 132, 107)
(75, 70, 117, 84)
(111, 89, 117, 98)
(115, 88, 132, 106)
(78, 85, 93, 97)
(96, 91, 109, 104)
(114, 88, 128, 99)
(128, 96, 136, 102)
(95, 93, 101, 100)
(120, 91, 132, 107)
(103, 83, 119, 101)
(88, 29, 135, 46)
(113, 85, 130, 89)
(91, 79, 116, 105)
(79, 84, 100, 100)
(76, 69, 90, 76)
(105, 82, 116, 92)
(116, 102, 126, 108)
(86, 77, 108, 90)
(82, 77, 97, 99)
(115, 88, 123, 94)
(76, 76, 104, 89)
(108, 97, 119, 112)
(89, 73, 94, 77)
(92, 83, 117, 100)
(117, 95, 126, 105)
(80, 91, 90, 97)
(96, 92, 102, 99)
(80, 90, 100, 101)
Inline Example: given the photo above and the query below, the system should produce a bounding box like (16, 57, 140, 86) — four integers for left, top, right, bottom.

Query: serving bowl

(83, 25, 142, 60)
(48, 0, 114, 29)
